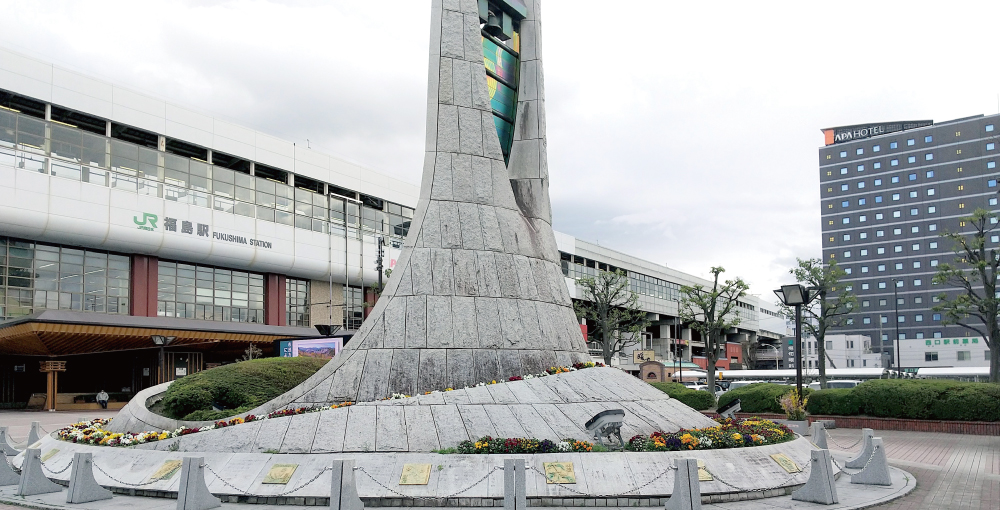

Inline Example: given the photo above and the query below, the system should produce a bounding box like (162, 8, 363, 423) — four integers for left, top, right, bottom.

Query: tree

(778, 258, 857, 389)
(932, 208, 1000, 383)
(574, 270, 651, 365)
(239, 342, 263, 362)
(678, 267, 749, 393)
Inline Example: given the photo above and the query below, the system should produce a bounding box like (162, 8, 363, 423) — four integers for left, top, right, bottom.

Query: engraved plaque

(770, 453, 802, 473)
(263, 464, 298, 484)
(399, 463, 432, 485)
(696, 460, 713, 481)
(41, 449, 59, 462)
(543, 462, 576, 484)
(148, 460, 183, 482)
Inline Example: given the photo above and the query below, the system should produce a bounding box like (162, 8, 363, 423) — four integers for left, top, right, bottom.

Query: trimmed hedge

(716, 383, 812, 414)
(649, 382, 716, 410)
(160, 356, 329, 420)
(807, 379, 1000, 421)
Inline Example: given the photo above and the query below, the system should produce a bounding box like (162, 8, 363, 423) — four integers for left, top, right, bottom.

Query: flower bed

(57, 402, 353, 447)
(56, 363, 609, 448)
(452, 418, 793, 454)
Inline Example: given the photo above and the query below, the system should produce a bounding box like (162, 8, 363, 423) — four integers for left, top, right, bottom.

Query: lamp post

(764, 343, 781, 370)
(150, 335, 176, 385)
(774, 284, 820, 400)
(891, 278, 902, 378)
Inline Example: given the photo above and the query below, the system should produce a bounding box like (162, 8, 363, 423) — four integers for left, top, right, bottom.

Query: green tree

(778, 258, 857, 389)
(574, 270, 651, 365)
(932, 208, 1000, 383)
(678, 267, 749, 393)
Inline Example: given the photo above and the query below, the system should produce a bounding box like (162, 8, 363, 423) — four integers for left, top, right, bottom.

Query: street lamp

(774, 284, 820, 400)
(891, 278, 902, 378)
(763, 343, 781, 370)
(151, 335, 176, 384)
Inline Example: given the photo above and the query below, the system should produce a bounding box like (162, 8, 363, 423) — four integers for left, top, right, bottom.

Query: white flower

(557, 441, 571, 452)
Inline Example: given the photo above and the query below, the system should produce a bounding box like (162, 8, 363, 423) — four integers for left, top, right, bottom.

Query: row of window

(836, 241, 940, 258)
(835, 125, 995, 159)
(844, 278, 930, 291)
(838, 224, 939, 241)
(925, 351, 989, 362)
(559, 252, 683, 302)
(835, 183, 947, 196)
(838, 143, 997, 168)
(844, 259, 939, 275)
(847, 313, 941, 325)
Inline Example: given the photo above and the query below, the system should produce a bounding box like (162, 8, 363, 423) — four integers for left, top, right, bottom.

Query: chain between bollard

(831, 444, 880, 476)
(702, 463, 806, 494)
(92, 462, 166, 487)
(527, 464, 677, 498)
(40, 458, 73, 475)
(204, 463, 332, 497)
(826, 434, 863, 450)
(356, 465, 502, 500)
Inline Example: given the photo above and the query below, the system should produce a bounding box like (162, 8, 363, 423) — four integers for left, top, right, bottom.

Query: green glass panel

(494, 116, 514, 159)
(483, 38, 518, 84)
(489, 81, 517, 121)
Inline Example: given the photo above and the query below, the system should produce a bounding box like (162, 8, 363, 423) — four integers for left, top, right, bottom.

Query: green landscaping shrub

(716, 383, 812, 414)
(649, 382, 716, 410)
(806, 389, 862, 416)
(852, 379, 1000, 421)
(158, 356, 328, 421)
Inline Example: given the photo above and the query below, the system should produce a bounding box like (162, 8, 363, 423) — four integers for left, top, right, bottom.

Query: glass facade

(559, 252, 681, 301)
(344, 286, 364, 330)
(0, 237, 130, 320)
(286, 278, 310, 327)
(156, 261, 264, 323)
(482, 19, 520, 162)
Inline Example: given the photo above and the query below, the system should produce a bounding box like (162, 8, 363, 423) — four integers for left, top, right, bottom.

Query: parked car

(726, 380, 770, 391)
(808, 380, 863, 390)
(686, 384, 725, 397)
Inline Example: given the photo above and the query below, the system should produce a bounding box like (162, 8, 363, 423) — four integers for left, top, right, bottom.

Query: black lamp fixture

(150, 335, 176, 385)
(773, 284, 820, 400)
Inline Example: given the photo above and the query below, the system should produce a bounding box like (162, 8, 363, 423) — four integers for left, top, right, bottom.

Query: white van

(808, 380, 862, 390)
(726, 380, 769, 390)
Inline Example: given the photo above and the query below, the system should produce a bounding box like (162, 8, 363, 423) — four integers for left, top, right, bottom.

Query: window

(933, 313, 941, 321)
(880, 316, 888, 324)
(925, 153, 933, 161)
(840, 167, 848, 175)
(875, 213, 884, 220)
(863, 317, 871, 324)
(890, 141, 898, 149)
(925, 352, 938, 362)
(842, 200, 849, 207)
(930, 259, 938, 267)
(877, 247, 885, 254)
(878, 281, 887, 289)
(990, 161, 997, 169)
(874, 162, 881, 169)
(988, 124, 995, 132)
(911, 243, 920, 251)
(909, 191, 918, 198)
(861, 267, 869, 273)
(894, 262, 902, 270)
(843, 234, 851, 241)
(991, 198, 998, 206)
(926, 170, 934, 178)
(845, 267, 853, 274)
(993, 235, 1000, 243)
(843, 250, 851, 258)
(930, 241, 938, 249)
(928, 206, 936, 213)
(913, 260, 921, 269)
(892, 193, 900, 201)
(857, 164, 865, 172)
(910, 208, 918, 216)
(860, 249, 869, 256)
(874, 178, 882, 186)
(862, 299, 870, 306)
(897, 315, 905, 323)
(891, 159, 899, 166)
(840, 151, 847, 157)
(877, 229, 886, 237)
(927, 188, 936, 196)
(893, 210, 901, 218)
(859, 232, 868, 239)
(156, 261, 264, 323)
(907, 138, 915, 146)
(875, 195, 883, 203)
(856, 148, 864, 155)
(908, 156, 916, 163)
(934, 332, 942, 338)
(879, 299, 887, 306)
(877, 264, 885, 271)
(987, 351, 992, 361)
(911, 226, 919, 233)
(858, 181, 865, 189)
(957, 351, 971, 361)
(843, 217, 850, 224)
(988, 143, 996, 151)
(908, 173, 917, 181)
(891, 176, 900, 183)
(858, 198, 866, 205)
(286, 278, 310, 327)
(860, 215, 867, 222)
(841, 184, 849, 191)
(925, 135, 933, 143)
(894, 245, 903, 253)
(861, 283, 870, 290)
(990, 179, 998, 187)
(914, 296, 923, 303)
(914, 279, 922, 286)
(893, 228, 902, 235)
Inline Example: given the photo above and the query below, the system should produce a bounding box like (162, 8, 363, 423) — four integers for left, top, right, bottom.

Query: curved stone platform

(123, 368, 718, 453)
(16, 432, 828, 503)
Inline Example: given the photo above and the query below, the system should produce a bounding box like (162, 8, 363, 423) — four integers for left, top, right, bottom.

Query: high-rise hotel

(819, 115, 1000, 362)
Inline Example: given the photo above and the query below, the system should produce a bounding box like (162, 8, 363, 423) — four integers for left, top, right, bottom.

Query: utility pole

(375, 236, 385, 292)
(892, 278, 901, 377)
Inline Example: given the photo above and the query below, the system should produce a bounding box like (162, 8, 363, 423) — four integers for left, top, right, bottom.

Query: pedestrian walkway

(0, 410, 117, 447)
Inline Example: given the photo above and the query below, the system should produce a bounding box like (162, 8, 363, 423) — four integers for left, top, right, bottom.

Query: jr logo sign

(133, 213, 158, 231)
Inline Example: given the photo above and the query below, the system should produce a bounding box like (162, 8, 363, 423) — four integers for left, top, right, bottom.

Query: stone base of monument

(13, 432, 832, 506)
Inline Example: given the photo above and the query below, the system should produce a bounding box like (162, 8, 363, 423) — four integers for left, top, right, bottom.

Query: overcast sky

(3, 0, 1000, 300)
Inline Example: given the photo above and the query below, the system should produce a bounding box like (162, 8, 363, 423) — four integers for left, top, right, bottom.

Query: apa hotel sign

(822, 120, 933, 146)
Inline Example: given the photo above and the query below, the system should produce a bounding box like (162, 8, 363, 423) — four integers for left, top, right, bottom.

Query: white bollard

(665, 458, 701, 510)
(850, 438, 892, 486)
(176, 457, 221, 510)
(503, 459, 526, 510)
(67, 452, 113, 503)
(791, 449, 839, 505)
(810, 422, 829, 450)
(329, 460, 363, 510)
(27, 421, 41, 447)
(0, 427, 20, 455)
(845, 428, 874, 468)
(17, 448, 63, 496)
